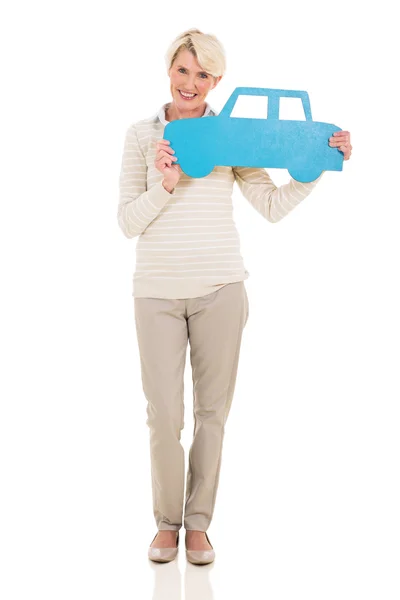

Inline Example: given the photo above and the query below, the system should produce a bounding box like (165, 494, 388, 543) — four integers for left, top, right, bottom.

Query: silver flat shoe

(186, 531, 215, 565)
(148, 530, 179, 563)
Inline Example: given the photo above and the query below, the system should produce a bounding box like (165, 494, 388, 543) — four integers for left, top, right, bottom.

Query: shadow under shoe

(148, 531, 180, 563)
(185, 531, 215, 565)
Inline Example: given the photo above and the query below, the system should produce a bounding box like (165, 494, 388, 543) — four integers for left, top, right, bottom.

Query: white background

(1, 1, 399, 598)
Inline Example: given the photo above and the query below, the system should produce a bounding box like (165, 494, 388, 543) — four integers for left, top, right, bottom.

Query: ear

(213, 75, 222, 89)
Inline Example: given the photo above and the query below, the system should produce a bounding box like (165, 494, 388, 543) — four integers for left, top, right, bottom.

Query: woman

(118, 28, 352, 565)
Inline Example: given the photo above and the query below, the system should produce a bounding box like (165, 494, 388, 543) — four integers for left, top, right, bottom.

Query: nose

(185, 74, 197, 91)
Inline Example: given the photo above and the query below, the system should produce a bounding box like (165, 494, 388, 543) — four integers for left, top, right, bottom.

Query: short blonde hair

(165, 28, 226, 79)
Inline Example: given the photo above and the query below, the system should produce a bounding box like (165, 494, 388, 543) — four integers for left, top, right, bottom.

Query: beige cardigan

(118, 101, 322, 299)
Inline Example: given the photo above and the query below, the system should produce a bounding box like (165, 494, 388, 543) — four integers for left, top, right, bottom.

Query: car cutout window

(230, 95, 269, 119)
(279, 97, 307, 121)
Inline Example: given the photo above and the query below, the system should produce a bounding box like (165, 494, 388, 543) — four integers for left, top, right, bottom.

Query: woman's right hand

(155, 139, 182, 191)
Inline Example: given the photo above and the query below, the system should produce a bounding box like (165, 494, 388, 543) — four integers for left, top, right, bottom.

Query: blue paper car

(163, 87, 344, 183)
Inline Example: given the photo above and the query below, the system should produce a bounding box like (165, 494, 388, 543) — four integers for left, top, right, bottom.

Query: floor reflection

(149, 554, 215, 600)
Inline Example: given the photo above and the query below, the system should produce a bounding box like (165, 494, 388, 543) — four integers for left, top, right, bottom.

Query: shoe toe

(148, 532, 179, 563)
(148, 546, 178, 562)
(186, 549, 215, 564)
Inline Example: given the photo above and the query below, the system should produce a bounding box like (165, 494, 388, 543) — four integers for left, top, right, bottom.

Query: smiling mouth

(178, 90, 197, 99)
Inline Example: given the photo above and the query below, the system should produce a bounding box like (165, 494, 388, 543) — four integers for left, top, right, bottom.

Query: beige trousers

(134, 281, 249, 532)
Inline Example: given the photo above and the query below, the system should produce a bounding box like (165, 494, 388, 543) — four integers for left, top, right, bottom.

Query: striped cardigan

(118, 101, 322, 299)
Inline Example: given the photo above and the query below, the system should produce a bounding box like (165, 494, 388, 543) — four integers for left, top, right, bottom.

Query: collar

(156, 101, 216, 125)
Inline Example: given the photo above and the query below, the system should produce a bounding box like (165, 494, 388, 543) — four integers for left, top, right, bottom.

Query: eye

(178, 67, 208, 78)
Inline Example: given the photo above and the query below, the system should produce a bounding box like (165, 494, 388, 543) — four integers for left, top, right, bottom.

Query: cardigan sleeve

(233, 166, 323, 223)
(117, 124, 175, 239)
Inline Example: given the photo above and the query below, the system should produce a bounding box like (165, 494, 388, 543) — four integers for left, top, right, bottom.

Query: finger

(156, 142, 175, 155)
(157, 149, 178, 161)
(329, 140, 348, 147)
(158, 155, 178, 163)
(159, 161, 173, 171)
(156, 139, 172, 149)
(157, 154, 176, 169)
(329, 131, 350, 142)
(155, 152, 172, 165)
(158, 158, 173, 169)
(330, 134, 348, 140)
(157, 148, 177, 159)
(333, 131, 349, 136)
(329, 134, 349, 143)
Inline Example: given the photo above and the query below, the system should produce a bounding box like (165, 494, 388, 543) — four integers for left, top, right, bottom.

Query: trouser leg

(134, 296, 188, 531)
(183, 282, 249, 531)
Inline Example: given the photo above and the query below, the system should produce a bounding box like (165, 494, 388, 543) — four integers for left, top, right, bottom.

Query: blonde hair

(165, 28, 226, 79)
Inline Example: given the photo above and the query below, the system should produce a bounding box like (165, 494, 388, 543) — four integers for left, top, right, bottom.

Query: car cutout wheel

(180, 159, 214, 178)
(195, 163, 214, 178)
(288, 166, 323, 183)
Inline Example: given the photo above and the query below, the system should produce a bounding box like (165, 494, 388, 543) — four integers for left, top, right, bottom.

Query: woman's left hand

(329, 130, 352, 160)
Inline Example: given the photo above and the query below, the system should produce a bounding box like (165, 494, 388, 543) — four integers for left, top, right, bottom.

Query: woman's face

(168, 48, 221, 112)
